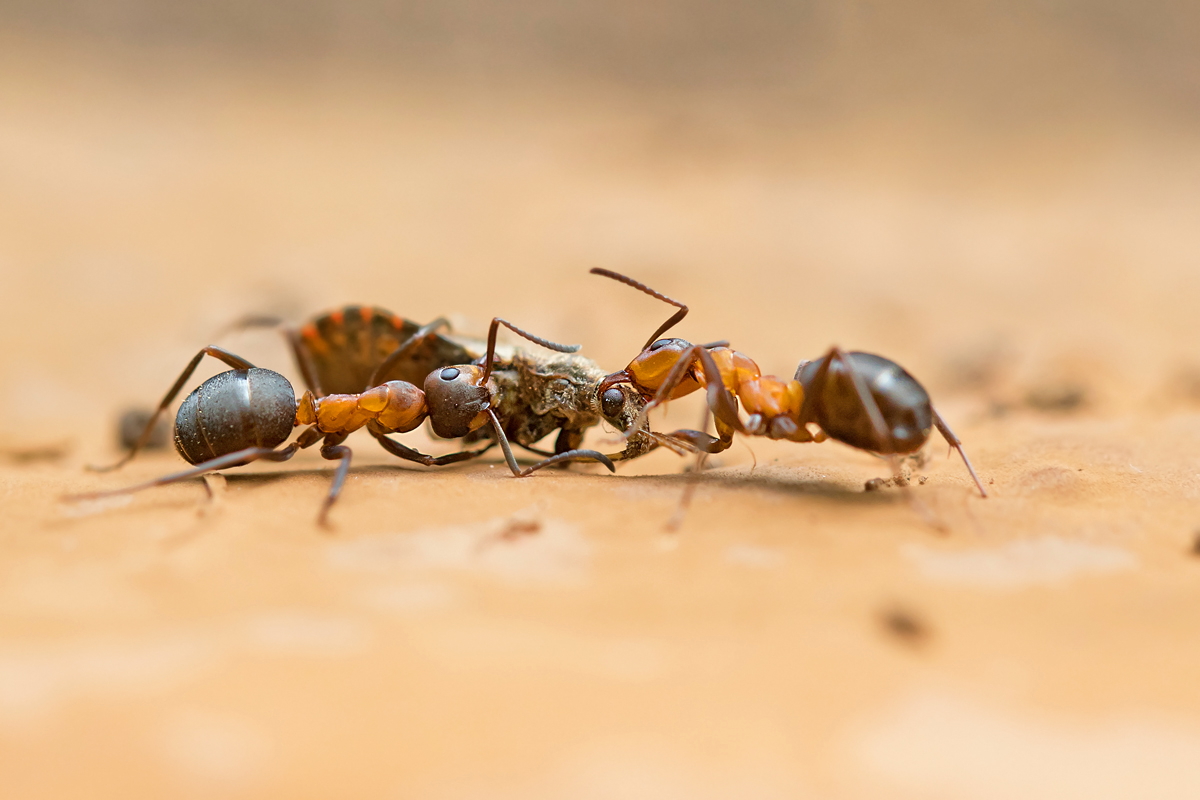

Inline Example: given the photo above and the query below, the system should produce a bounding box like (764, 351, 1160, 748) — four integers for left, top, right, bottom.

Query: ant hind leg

(931, 408, 988, 498)
(67, 427, 324, 504)
(91, 346, 259, 473)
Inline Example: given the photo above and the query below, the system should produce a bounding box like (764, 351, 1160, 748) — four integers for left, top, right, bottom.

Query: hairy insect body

(488, 351, 656, 459)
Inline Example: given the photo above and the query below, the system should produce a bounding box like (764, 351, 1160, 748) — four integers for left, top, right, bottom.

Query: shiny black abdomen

(797, 352, 932, 455)
(174, 368, 296, 464)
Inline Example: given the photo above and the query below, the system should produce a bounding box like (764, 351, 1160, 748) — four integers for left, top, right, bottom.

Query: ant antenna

(482, 318, 580, 383)
(590, 268, 688, 350)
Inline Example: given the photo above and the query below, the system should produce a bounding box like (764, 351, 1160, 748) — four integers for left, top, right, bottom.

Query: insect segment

(594, 270, 988, 497)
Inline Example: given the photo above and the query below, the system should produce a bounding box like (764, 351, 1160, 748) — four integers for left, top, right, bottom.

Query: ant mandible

(589, 268, 988, 498)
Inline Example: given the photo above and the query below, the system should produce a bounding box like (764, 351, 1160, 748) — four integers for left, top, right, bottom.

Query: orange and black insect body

(296, 306, 477, 395)
(235, 304, 476, 395)
(590, 269, 987, 498)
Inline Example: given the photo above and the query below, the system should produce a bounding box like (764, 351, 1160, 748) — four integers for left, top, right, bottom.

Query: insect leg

(486, 409, 615, 476)
(91, 346, 259, 472)
(67, 426, 325, 503)
(316, 432, 352, 527)
(931, 408, 988, 498)
(798, 347, 892, 450)
(368, 425, 496, 467)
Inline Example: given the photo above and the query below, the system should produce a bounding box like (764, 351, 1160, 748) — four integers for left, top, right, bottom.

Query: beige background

(3, 2, 1200, 797)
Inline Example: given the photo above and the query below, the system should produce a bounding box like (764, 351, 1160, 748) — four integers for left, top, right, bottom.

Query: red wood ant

(589, 269, 988, 499)
(69, 317, 615, 525)
(103, 305, 475, 473)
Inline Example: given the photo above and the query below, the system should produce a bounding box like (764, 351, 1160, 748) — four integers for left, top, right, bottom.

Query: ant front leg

(486, 409, 615, 477)
(68, 425, 325, 504)
(92, 346, 259, 472)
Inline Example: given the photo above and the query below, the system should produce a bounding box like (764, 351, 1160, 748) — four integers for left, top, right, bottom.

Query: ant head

(423, 365, 493, 439)
(595, 377, 648, 434)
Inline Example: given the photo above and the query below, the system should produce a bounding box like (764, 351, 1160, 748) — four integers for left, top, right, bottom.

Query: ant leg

(932, 408, 988, 498)
(666, 452, 709, 532)
(91, 346, 259, 473)
(797, 347, 892, 450)
(66, 426, 326, 503)
(486, 409, 615, 476)
(365, 317, 452, 390)
(368, 425, 496, 467)
(316, 433, 352, 528)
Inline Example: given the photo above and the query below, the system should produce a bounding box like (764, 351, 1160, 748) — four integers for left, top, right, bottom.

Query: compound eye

(601, 387, 625, 418)
(649, 339, 672, 351)
(439, 367, 460, 381)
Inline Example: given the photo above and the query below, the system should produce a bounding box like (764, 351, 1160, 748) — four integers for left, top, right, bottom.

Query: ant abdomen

(797, 352, 933, 455)
(174, 368, 297, 465)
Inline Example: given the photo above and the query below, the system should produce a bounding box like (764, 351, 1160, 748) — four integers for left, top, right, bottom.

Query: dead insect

(592, 269, 987, 498)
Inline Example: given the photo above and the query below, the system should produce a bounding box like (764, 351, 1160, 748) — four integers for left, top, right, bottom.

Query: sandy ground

(3, 21, 1200, 798)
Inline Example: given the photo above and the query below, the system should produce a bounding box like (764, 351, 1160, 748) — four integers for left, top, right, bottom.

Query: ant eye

(649, 339, 672, 351)
(439, 367, 460, 381)
(601, 387, 624, 418)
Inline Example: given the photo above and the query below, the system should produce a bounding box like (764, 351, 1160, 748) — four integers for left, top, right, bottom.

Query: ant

(588, 269, 988, 504)
(69, 316, 615, 525)
(103, 305, 476, 473)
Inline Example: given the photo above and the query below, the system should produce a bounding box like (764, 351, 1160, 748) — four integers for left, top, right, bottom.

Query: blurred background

(3, 0, 1200, 436)
(3, 2, 1200, 798)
